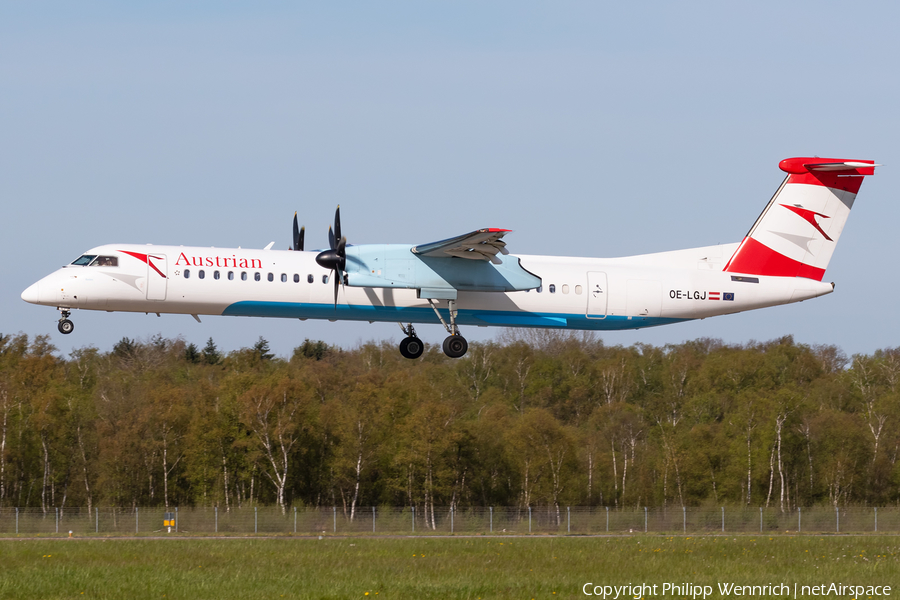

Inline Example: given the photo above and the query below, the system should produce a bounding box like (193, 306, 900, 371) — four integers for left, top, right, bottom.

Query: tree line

(1, 329, 899, 522)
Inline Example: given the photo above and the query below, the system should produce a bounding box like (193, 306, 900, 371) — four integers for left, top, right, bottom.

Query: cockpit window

(88, 256, 118, 267)
(71, 255, 97, 266)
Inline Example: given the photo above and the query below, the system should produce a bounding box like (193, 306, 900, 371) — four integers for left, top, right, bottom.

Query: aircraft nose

(21, 281, 42, 304)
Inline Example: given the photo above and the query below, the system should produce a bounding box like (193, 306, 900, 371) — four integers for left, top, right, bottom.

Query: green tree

(202, 338, 222, 365)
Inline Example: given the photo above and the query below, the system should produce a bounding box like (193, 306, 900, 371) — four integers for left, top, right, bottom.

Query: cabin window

(267, 272, 274, 282)
(89, 256, 118, 267)
(214, 271, 220, 280)
(254, 272, 261, 282)
(322, 274, 329, 284)
(549, 284, 556, 293)
(199, 270, 205, 280)
(228, 271, 234, 281)
(293, 274, 299, 283)
(241, 272, 247, 281)
(307, 274, 314, 284)
(184, 269, 190, 279)
(575, 285, 583, 295)
(536, 286, 543, 293)
(281, 273, 287, 283)
(562, 284, 569, 294)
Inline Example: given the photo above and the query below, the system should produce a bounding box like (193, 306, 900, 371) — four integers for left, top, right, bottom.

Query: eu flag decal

(723, 292, 735, 301)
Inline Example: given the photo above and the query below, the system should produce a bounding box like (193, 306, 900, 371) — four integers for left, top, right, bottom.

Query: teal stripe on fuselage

(221, 301, 689, 331)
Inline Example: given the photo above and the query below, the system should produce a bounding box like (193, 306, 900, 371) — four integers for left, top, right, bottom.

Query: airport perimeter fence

(3, 506, 900, 536)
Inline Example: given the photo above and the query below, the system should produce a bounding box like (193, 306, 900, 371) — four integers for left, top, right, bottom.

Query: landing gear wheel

(442, 335, 468, 358)
(399, 336, 424, 359)
(58, 319, 74, 335)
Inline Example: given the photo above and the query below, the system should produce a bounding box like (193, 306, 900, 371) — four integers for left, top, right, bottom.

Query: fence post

(135, 507, 139, 534)
(333, 506, 336, 533)
(644, 507, 648, 533)
(721, 507, 725, 533)
(490, 507, 493, 533)
(15, 507, 18, 535)
(875, 507, 878, 533)
(372, 507, 376, 533)
(683, 506, 686, 534)
(836, 507, 839, 533)
(412, 506, 415, 533)
(56, 507, 59, 534)
(216, 506, 218, 534)
(96, 507, 99, 534)
(451, 507, 454, 534)
(528, 506, 532, 533)
(255, 506, 258, 534)
(798, 507, 801, 533)
(567, 507, 570, 533)
(606, 506, 609, 532)
(760, 507, 763, 533)
(175, 507, 178, 533)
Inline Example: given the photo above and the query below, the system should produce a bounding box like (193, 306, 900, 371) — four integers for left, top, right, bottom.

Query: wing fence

(1, 506, 897, 536)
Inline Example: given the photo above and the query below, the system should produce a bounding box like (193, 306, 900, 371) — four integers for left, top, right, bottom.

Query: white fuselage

(21, 242, 834, 332)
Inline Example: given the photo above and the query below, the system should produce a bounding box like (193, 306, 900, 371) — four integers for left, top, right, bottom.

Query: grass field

(0, 535, 897, 599)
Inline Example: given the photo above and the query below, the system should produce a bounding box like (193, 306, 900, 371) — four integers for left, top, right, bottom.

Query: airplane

(21, 156, 877, 359)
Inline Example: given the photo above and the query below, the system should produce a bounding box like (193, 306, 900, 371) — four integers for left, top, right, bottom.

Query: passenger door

(146, 254, 168, 300)
(586, 271, 607, 319)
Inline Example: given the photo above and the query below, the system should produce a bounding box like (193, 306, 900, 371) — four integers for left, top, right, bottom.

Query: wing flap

(412, 228, 512, 263)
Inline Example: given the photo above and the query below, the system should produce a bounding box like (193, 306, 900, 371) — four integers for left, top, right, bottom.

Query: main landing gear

(396, 299, 470, 360)
(398, 323, 425, 359)
(441, 334, 468, 359)
(58, 309, 74, 335)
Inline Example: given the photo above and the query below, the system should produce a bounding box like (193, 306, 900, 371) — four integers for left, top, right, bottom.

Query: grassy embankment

(0, 536, 897, 599)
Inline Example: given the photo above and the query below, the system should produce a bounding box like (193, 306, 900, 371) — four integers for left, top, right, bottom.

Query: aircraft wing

(412, 228, 511, 265)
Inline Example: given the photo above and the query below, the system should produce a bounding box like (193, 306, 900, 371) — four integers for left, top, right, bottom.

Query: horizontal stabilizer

(779, 157, 879, 175)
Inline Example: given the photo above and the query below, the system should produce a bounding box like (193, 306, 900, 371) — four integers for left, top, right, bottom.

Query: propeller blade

(298, 226, 305, 252)
(320, 205, 347, 309)
(334, 205, 342, 246)
(292, 212, 300, 251)
(333, 271, 340, 308)
(336, 238, 346, 305)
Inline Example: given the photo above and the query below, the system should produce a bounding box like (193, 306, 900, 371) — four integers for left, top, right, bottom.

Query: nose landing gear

(57, 309, 74, 335)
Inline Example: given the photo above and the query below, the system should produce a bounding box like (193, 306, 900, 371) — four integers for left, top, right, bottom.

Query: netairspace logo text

(582, 582, 892, 598)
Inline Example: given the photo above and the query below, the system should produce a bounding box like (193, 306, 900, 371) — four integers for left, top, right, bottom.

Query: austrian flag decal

(707, 292, 735, 301)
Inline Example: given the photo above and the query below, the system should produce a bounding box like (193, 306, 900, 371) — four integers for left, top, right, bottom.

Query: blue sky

(3, 1, 899, 358)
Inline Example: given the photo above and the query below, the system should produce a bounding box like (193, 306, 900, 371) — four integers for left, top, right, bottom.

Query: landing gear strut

(428, 299, 469, 359)
(398, 323, 424, 359)
(58, 309, 74, 335)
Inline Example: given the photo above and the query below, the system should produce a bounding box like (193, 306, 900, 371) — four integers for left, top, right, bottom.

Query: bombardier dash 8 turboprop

(22, 157, 877, 359)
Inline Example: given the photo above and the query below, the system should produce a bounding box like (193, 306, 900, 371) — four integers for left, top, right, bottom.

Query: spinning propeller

(315, 206, 348, 308)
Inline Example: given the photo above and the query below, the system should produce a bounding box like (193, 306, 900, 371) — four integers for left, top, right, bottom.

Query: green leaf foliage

(1, 331, 899, 512)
